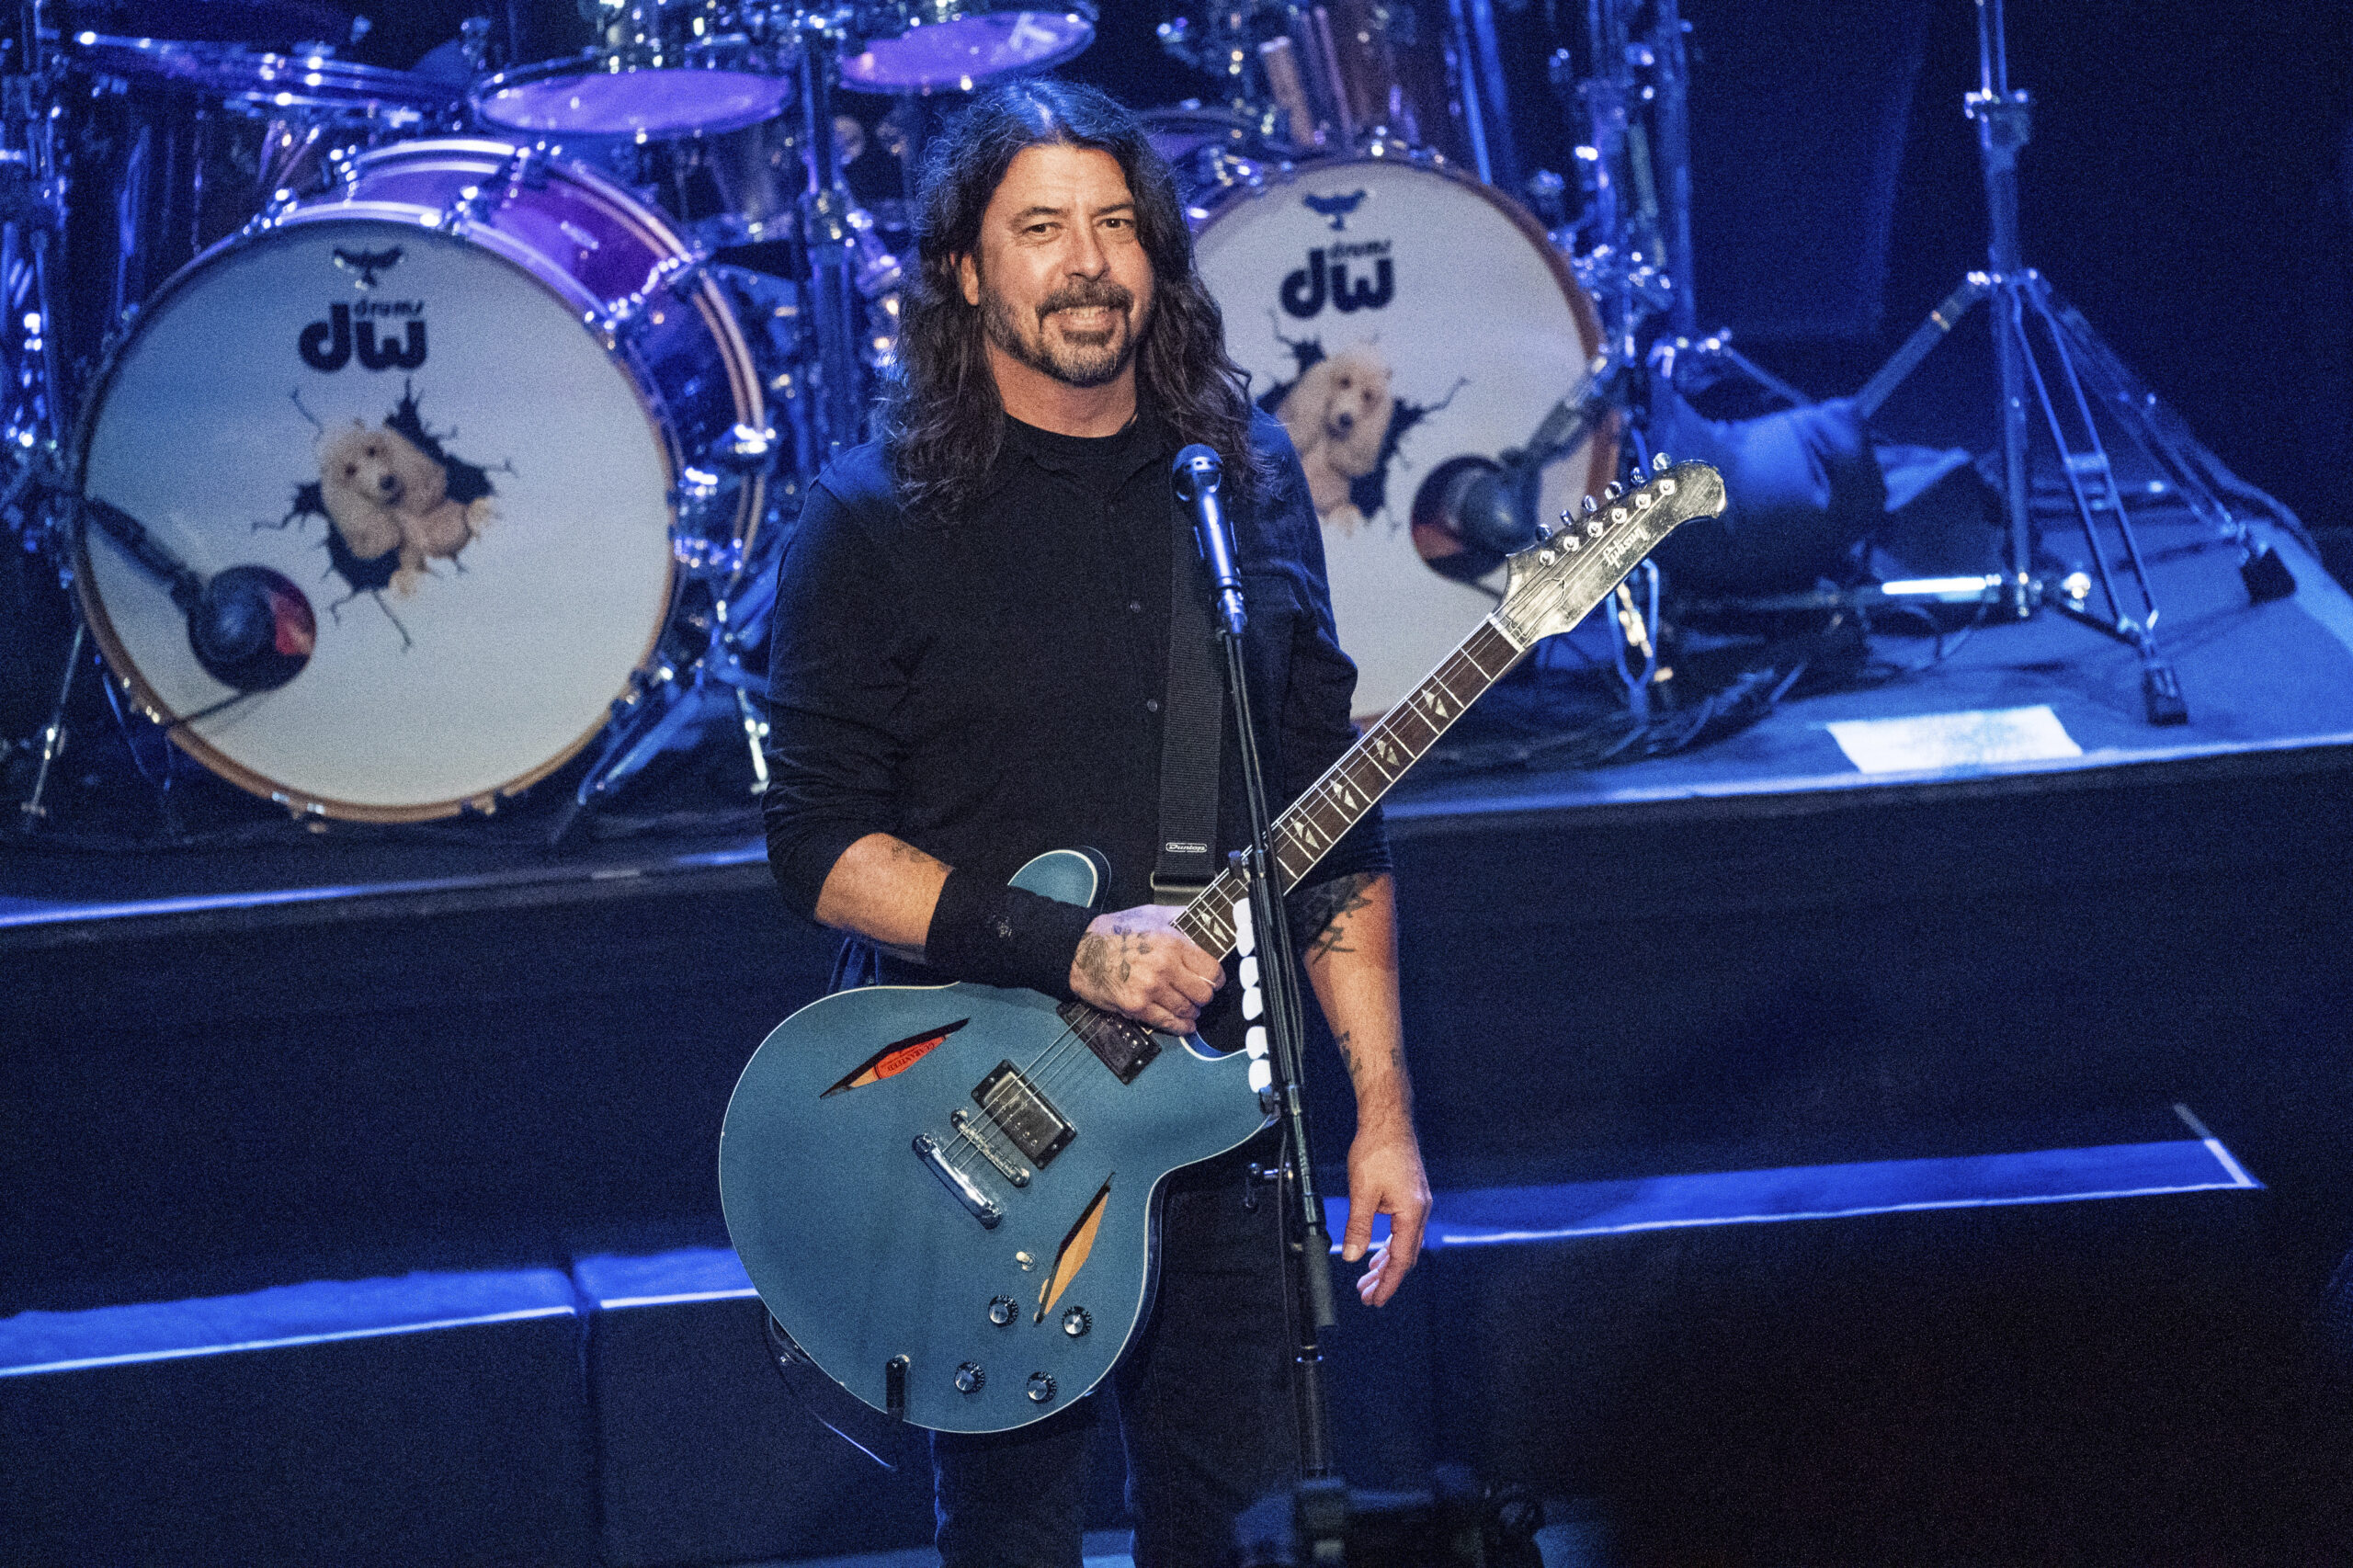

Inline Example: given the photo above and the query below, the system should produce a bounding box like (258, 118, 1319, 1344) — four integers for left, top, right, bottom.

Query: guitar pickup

(972, 1062, 1075, 1168)
(1058, 1000, 1161, 1085)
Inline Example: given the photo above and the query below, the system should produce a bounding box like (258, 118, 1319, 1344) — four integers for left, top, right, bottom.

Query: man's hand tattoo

(1075, 935, 1116, 994)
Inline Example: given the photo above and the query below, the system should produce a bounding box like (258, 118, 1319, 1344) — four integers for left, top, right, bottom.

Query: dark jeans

(932, 1136, 1299, 1568)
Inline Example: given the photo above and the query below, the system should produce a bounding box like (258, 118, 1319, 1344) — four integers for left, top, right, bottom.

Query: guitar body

(720, 849, 1272, 1435)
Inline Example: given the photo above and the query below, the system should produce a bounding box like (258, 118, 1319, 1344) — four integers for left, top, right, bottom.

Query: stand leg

(18, 619, 83, 831)
(2007, 278, 2188, 723)
(796, 28, 867, 460)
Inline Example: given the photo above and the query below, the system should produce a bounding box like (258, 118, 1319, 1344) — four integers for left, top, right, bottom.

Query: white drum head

(78, 216, 678, 819)
(1194, 161, 1610, 717)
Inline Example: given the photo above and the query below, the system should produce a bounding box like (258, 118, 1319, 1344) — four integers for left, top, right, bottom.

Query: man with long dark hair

(762, 78, 1429, 1566)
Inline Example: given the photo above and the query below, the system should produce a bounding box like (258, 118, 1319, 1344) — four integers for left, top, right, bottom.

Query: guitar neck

(1171, 617, 1528, 962)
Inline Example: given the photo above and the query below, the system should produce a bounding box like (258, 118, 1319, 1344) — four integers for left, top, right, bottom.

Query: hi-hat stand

(1853, 0, 2298, 726)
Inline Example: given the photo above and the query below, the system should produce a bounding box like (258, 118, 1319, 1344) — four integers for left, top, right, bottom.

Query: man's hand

(1341, 1118, 1430, 1307)
(1070, 903, 1224, 1033)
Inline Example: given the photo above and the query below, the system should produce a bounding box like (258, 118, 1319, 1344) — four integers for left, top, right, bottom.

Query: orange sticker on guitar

(821, 1018, 970, 1096)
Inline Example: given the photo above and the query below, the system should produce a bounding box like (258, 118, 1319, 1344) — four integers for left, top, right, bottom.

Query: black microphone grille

(1170, 443, 1223, 500)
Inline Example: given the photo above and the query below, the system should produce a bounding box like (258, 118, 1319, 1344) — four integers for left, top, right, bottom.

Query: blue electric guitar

(721, 459, 1726, 1434)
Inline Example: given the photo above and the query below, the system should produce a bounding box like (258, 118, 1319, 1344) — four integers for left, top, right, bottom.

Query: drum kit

(6, 0, 1699, 831)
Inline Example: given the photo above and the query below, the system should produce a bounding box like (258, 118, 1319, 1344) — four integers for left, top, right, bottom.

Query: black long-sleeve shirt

(760, 405, 1388, 987)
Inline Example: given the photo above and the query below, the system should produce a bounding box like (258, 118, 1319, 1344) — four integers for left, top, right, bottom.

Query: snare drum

(473, 1, 795, 138)
(74, 139, 767, 820)
(1190, 158, 1611, 716)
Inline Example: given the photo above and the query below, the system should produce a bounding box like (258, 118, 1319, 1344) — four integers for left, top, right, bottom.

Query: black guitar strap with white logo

(1154, 493, 1223, 904)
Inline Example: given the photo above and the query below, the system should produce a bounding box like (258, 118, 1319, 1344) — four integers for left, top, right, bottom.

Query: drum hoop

(68, 151, 761, 822)
(1189, 154, 1618, 505)
(72, 34, 460, 107)
(339, 139, 769, 555)
(470, 50, 793, 136)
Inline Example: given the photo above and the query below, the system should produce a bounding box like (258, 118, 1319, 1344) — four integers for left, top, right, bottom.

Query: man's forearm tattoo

(1295, 870, 1379, 961)
(1332, 1027, 1404, 1089)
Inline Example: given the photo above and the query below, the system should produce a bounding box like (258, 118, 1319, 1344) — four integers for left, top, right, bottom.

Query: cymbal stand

(6, 2, 90, 829)
(1854, 0, 2226, 725)
(791, 8, 870, 462)
(1547, 0, 1698, 712)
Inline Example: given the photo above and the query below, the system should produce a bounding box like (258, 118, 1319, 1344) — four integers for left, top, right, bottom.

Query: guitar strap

(1153, 491, 1224, 905)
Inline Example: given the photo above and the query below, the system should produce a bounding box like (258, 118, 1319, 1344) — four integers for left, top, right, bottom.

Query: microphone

(82, 497, 316, 692)
(1408, 355, 1626, 581)
(1172, 444, 1246, 637)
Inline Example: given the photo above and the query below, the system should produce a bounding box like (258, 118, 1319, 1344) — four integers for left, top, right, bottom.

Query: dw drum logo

(301, 301, 429, 372)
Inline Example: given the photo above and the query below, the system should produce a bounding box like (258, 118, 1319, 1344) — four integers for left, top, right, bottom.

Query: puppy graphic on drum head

(1262, 334, 1461, 537)
(1278, 344, 1394, 535)
(269, 383, 505, 646)
(316, 419, 493, 596)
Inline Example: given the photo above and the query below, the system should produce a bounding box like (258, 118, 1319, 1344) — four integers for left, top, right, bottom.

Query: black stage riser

(9, 1193, 2339, 1567)
(8, 754, 2350, 1315)
(0, 1314, 592, 1568)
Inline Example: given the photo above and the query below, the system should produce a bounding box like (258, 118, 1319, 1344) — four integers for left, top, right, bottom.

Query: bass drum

(1190, 158, 1613, 717)
(74, 139, 767, 821)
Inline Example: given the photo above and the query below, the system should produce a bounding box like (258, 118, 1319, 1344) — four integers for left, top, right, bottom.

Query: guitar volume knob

(954, 1361, 985, 1393)
(987, 1295, 1017, 1326)
(1027, 1371, 1057, 1403)
(1061, 1306, 1091, 1337)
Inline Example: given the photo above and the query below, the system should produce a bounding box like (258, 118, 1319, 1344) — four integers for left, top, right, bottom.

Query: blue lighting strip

(1325, 1136, 2258, 1251)
(0, 1268, 579, 1380)
(0, 1305, 574, 1380)
(0, 842, 767, 931)
(572, 1246, 760, 1311)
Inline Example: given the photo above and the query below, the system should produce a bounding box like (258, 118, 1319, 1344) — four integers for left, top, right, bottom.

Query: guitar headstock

(1494, 456, 1726, 646)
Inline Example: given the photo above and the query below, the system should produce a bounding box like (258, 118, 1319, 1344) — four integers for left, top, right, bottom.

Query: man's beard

(980, 276, 1148, 390)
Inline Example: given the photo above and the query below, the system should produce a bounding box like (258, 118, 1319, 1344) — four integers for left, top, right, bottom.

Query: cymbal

(53, 0, 354, 50)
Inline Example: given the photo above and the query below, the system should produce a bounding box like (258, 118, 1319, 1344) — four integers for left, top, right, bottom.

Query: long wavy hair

(881, 80, 1265, 526)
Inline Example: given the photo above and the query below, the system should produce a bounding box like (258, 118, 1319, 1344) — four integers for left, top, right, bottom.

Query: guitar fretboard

(1172, 619, 1526, 961)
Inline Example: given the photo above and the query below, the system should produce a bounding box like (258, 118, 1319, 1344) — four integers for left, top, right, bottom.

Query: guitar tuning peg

(1602, 482, 1623, 501)
(1652, 452, 1670, 472)
(1580, 495, 1598, 516)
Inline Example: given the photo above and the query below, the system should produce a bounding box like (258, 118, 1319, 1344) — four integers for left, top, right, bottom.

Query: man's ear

(958, 252, 979, 308)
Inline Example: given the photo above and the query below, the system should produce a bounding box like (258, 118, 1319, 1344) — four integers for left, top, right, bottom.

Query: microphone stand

(1174, 449, 1342, 1488)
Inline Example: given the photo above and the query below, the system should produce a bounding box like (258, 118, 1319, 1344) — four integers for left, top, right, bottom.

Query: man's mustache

(1038, 281, 1134, 322)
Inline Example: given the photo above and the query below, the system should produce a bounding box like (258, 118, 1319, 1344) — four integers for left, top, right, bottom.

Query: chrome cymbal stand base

(1851, 0, 2242, 727)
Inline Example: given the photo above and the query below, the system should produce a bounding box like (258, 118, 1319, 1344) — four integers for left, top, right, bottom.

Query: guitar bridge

(950, 1108, 1031, 1187)
(972, 1062, 1075, 1168)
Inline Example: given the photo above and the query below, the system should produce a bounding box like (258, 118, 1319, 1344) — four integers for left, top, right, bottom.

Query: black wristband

(924, 867, 1094, 998)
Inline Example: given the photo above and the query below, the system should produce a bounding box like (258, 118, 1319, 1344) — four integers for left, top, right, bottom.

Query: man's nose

(1066, 224, 1108, 276)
